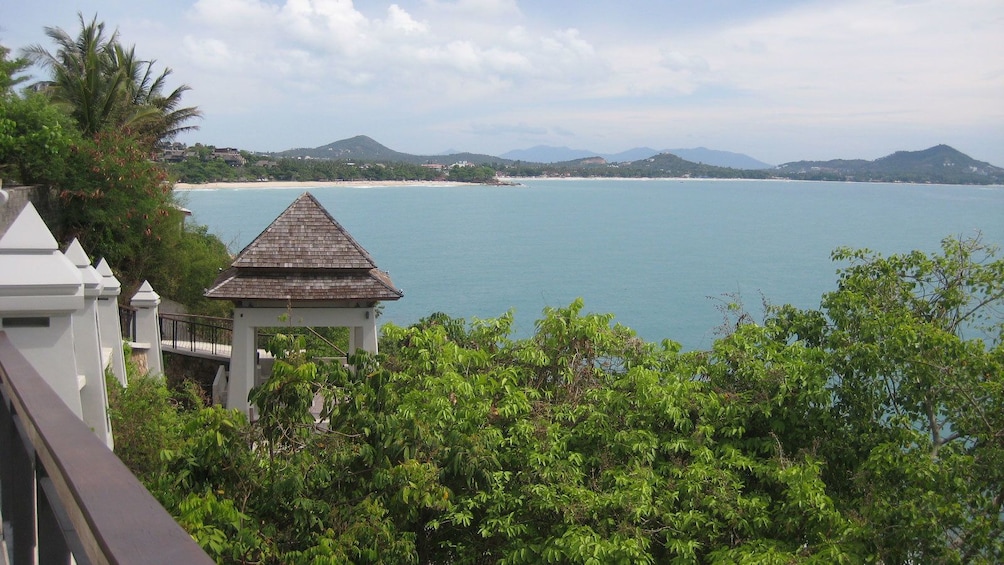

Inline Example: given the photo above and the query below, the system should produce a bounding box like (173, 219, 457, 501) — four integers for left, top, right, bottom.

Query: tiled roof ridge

(204, 193, 403, 302)
(369, 268, 404, 298)
(229, 192, 377, 270)
(297, 192, 378, 268)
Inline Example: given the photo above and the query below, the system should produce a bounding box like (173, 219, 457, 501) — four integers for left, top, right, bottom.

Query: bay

(178, 179, 1004, 351)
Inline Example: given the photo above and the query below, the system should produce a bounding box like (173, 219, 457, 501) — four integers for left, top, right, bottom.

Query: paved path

(161, 338, 232, 361)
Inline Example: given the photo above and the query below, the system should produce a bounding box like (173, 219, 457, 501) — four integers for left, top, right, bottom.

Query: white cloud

(384, 4, 428, 34)
(661, 50, 709, 73)
(18, 0, 991, 161)
(177, 0, 608, 112)
(689, 0, 1004, 126)
(181, 37, 238, 71)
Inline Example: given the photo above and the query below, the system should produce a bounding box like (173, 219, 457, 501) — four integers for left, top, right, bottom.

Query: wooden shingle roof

(205, 192, 402, 302)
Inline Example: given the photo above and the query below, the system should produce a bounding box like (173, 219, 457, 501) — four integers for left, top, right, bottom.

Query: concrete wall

(163, 350, 228, 399)
(0, 185, 59, 239)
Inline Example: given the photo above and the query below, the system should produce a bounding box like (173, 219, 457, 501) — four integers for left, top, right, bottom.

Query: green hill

(776, 145, 1004, 184)
(276, 135, 509, 166)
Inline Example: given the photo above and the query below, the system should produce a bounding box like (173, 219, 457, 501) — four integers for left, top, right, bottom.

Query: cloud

(466, 122, 550, 136)
(660, 50, 709, 73)
(384, 4, 428, 34)
(177, 0, 610, 116)
(688, 0, 1004, 126)
(78, 0, 997, 161)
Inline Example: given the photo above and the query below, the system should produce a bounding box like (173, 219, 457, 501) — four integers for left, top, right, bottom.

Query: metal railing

(0, 331, 213, 565)
(159, 313, 233, 357)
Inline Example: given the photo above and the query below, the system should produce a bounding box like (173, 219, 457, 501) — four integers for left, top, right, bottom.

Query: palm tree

(0, 44, 31, 96)
(111, 43, 201, 144)
(21, 13, 200, 146)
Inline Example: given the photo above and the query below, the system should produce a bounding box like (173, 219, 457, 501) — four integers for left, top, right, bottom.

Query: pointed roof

(205, 192, 402, 302)
(95, 258, 122, 297)
(0, 202, 83, 312)
(64, 239, 103, 297)
(232, 192, 377, 270)
(131, 280, 161, 307)
(0, 202, 59, 252)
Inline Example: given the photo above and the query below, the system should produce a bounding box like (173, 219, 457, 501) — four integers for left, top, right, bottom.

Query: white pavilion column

(227, 308, 257, 414)
(95, 258, 127, 385)
(348, 323, 379, 355)
(0, 203, 85, 419)
(65, 239, 113, 448)
(130, 281, 163, 376)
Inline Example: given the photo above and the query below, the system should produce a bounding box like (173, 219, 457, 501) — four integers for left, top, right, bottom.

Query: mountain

(268, 137, 1000, 184)
(622, 152, 768, 178)
(279, 135, 414, 162)
(543, 152, 770, 179)
(776, 145, 1004, 184)
(666, 147, 773, 170)
(501, 144, 769, 168)
(276, 135, 509, 166)
(500, 146, 597, 163)
(500, 146, 664, 163)
(603, 147, 663, 162)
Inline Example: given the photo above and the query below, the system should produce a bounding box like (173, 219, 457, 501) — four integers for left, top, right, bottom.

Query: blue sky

(2, 0, 1002, 165)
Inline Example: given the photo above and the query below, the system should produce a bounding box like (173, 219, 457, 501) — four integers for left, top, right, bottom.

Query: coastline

(173, 179, 475, 190)
(172, 177, 768, 191)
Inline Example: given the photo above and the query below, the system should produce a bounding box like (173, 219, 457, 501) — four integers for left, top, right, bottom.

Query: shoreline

(172, 177, 1004, 191)
(173, 179, 475, 190)
(171, 177, 772, 191)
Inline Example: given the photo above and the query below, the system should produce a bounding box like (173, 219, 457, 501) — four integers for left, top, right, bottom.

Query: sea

(178, 178, 1004, 351)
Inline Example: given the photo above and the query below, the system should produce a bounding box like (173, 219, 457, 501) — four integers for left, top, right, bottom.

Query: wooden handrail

(0, 331, 214, 564)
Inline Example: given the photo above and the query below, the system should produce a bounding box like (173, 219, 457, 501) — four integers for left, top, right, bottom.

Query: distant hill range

(776, 145, 1004, 184)
(277, 135, 506, 166)
(277, 136, 772, 169)
(501, 145, 773, 169)
(272, 136, 1002, 185)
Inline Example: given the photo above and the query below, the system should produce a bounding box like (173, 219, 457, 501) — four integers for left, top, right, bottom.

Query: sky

(2, 0, 1002, 166)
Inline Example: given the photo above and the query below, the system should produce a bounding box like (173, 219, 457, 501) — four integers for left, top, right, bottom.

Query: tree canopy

(111, 236, 1004, 563)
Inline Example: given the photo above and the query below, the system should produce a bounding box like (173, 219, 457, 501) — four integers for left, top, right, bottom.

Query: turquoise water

(179, 179, 1004, 350)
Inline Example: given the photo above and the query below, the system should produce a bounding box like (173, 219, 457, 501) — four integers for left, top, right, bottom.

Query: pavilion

(205, 192, 403, 414)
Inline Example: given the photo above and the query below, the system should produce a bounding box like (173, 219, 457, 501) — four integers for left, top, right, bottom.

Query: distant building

(212, 148, 246, 167)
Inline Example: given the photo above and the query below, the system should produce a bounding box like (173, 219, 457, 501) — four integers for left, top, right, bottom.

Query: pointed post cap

(64, 239, 104, 297)
(95, 258, 122, 297)
(0, 202, 83, 311)
(0, 202, 59, 253)
(130, 280, 161, 308)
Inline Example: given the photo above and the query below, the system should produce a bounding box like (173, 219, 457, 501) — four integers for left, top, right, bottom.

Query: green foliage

(0, 44, 30, 95)
(106, 370, 187, 482)
(447, 164, 497, 183)
(164, 155, 442, 184)
(107, 237, 1003, 563)
(54, 129, 173, 270)
(0, 44, 78, 184)
(0, 91, 80, 185)
(153, 221, 234, 316)
(2, 26, 227, 311)
(45, 128, 230, 310)
(776, 235, 1004, 562)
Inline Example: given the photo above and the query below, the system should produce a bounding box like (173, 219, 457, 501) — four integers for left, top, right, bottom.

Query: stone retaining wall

(0, 185, 60, 238)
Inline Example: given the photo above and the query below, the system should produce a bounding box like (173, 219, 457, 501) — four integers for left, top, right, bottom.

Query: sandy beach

(172, 180, 474, 190)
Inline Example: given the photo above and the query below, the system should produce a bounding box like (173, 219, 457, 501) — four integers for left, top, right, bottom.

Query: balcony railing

(0, 331, 213, 564)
